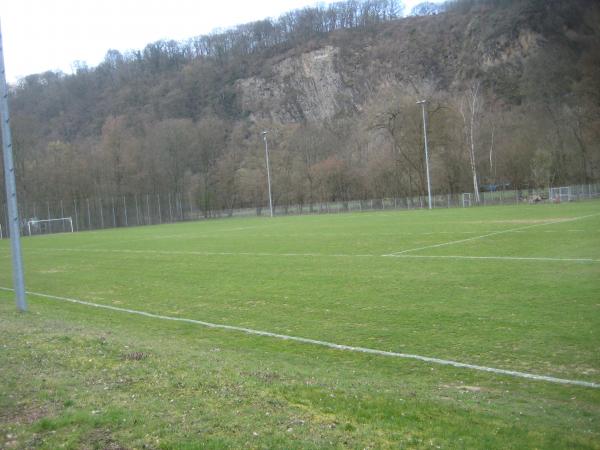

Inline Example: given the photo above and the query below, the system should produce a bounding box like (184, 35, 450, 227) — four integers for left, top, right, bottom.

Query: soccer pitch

(1, 201, 600, 448)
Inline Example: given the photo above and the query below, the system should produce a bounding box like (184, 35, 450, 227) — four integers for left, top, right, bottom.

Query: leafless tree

(458, 81, 483, 203)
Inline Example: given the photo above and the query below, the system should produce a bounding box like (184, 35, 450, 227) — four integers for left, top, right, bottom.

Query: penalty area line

(1, 286, 598, 389)
(385, 212, 600, 256)
(386, 254, 600, 263)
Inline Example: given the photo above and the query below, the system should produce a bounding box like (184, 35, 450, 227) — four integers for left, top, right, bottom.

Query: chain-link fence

(1, 183, 599, 238)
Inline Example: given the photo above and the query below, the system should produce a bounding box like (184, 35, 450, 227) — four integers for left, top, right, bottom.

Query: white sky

(2, 0, 443, 83)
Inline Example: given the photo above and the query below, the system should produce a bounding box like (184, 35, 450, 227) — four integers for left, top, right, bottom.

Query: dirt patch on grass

(441, 384, 492, 393)
(1, 404, 49, 425)
(85, 428, 126, 450)
(122, 351, 148, 361)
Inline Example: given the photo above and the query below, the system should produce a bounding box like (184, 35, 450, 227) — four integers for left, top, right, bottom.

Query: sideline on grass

(1, 286, 598, 390)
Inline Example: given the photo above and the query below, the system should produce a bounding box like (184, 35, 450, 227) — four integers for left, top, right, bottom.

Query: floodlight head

(416, 99, 427, 104)
(262, 130, 268, 135)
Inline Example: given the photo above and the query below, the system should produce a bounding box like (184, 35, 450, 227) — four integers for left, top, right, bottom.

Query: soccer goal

(549, 186, 572, 203)
(27, 217, 74, 236)
(462, 193, 472, 207)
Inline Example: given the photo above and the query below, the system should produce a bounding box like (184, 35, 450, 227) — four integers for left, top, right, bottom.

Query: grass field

(1, 201, 600, 449)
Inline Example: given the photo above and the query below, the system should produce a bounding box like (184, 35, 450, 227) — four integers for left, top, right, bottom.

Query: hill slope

(2, 0, 599, 215)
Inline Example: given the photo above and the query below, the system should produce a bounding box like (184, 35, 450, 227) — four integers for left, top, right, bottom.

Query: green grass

(1, 201, 599, 448)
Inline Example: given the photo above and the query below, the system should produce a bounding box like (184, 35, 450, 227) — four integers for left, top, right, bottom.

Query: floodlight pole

(262, 131, 274, 217)
(0, 21, 27, 311)
(417, 99, 433, 209)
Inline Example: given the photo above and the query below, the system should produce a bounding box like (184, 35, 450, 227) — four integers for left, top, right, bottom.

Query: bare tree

(458, 81, 483, 203)
(194, 116, 229, 215)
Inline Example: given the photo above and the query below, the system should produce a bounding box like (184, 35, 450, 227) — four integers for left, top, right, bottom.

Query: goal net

(462, 193, 472, 207)
(27, 217, 74, 236)
(549, 187, 572, 203)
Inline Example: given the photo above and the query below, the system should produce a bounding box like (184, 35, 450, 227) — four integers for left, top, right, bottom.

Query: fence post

(73, 199, 79, 231)
(86, 198, 91, 230)
(134, 194, 140, 226)
(99, 198, 104, 228)
(156, 194, 162, 224)
(123, 196, 128, 227)
(112, 197, 116, 227)
(146, 194, 151, 225)
(179, 193, 184, 220)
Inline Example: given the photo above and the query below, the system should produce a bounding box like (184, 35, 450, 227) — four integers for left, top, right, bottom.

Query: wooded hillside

(3, 0, 599, 215)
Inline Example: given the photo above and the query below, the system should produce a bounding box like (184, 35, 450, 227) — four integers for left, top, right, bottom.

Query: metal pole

(156, 194, 161, 224)
(73, 200, 79, 231)
(111, 197, 116, 227)
(0, 22, 27, 311)
(99, 198, 104, 228)
(60, 200, 65, 231)
(262, 131, 274, 217)
(123, 196, 128, 227)
(134, 194, 140, 225)
(178, 193, 183, 220)
(86, 198, 91, 229)
(417, 100, 433, 210)
(146, 194, 150, 224)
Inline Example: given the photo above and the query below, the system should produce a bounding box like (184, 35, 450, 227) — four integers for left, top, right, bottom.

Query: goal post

(462, 193, 472, 207)
(27, 217, 74, 236)
(549, 186, 572, 203)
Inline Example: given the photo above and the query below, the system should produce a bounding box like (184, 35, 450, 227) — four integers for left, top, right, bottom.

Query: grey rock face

(236, 46, 357, 124)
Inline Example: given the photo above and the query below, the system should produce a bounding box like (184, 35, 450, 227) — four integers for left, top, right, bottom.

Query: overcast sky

(2, 0, 443, 83)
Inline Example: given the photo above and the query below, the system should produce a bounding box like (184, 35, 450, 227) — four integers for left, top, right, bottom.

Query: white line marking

(387, 255, 600, 263)
(1, 286, 598, 389)
(385, 213, 600, 256)
(27, 248, 379, 258)
(25, 248, 600, 263)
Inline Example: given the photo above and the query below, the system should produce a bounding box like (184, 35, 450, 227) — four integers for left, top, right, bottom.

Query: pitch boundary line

(1, 286, 598, 389)
(385, 213, 600, 256)
(25, 247, 600, 263)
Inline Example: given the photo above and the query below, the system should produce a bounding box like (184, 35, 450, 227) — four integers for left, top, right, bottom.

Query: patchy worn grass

(1, 201, 599, 448)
